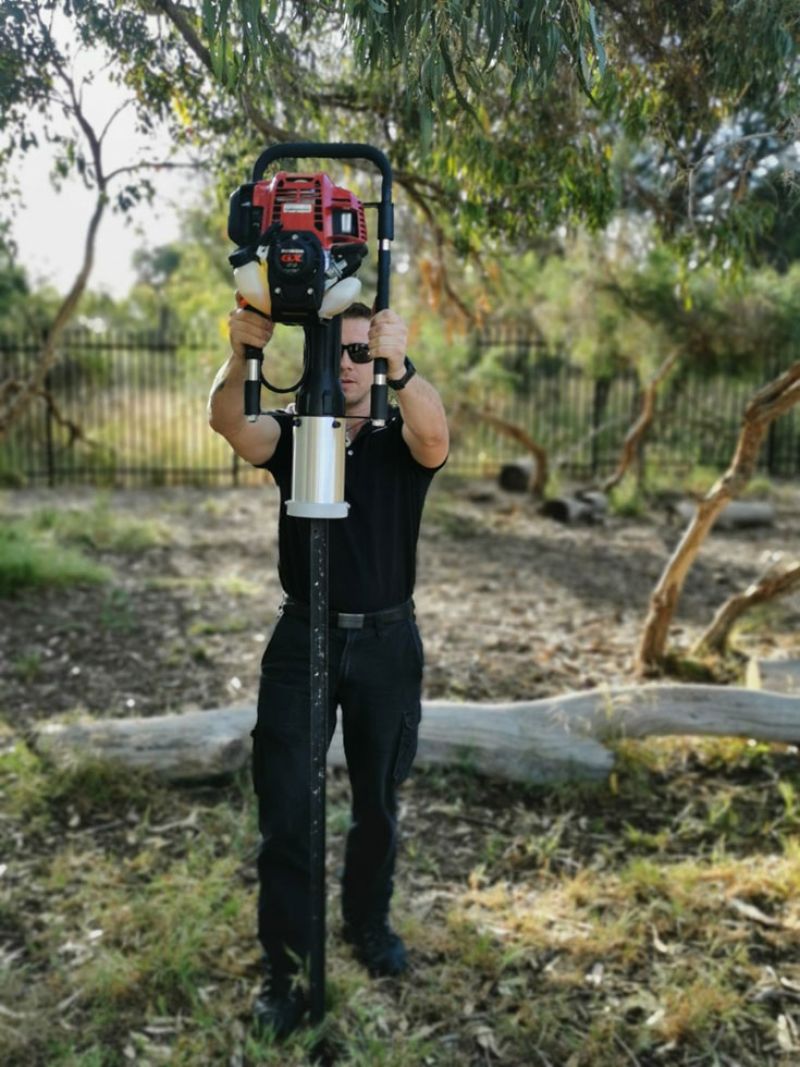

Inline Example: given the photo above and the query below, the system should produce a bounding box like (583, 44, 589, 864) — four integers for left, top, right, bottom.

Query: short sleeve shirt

(258, 408, 444, 612)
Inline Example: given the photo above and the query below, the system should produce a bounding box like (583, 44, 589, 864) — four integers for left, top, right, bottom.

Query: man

(208, 300, 448, 1038)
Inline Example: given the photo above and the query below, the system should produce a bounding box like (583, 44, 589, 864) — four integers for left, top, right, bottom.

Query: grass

(2, 728, 800, 1066)
(0, 493, 172, 597)
(0, 520, 110, 597)
(27, 493, 170, 552)
(1, 479, 799, 1064)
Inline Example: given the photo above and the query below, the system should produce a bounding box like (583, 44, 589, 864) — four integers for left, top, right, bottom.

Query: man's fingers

(229, 306, 274, 357)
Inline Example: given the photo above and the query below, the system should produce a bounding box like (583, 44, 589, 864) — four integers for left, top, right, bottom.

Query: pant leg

(251, 612, 338, 981)
(338, 617, 423, 927)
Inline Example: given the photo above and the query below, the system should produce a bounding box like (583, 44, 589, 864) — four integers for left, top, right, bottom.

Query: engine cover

(267, 231, 325, 322)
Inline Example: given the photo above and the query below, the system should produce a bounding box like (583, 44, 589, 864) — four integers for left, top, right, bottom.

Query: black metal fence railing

(1, 328, 798, 487)
(458, 328, 800, 482)
(1, 331, 263, 488)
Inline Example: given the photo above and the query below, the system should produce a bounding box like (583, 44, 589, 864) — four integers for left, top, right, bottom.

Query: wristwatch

(387, 356, 416, 391)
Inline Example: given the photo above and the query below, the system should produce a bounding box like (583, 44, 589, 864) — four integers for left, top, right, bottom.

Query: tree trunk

(0, 192, 106, 439)
(637, 362, 800, 674)
(29, 684, 800, 787)
(693, 559, 800, 655)
(457, 403, 549, 495)
(602, 350, 679, 492)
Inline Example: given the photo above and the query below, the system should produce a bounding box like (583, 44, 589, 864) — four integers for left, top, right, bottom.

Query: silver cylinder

(286, 416, 349, 519)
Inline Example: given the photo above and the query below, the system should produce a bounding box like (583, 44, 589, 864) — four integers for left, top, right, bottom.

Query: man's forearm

(393, 373, 449, 467)
(208, 353, 248, 435)
(393, 375, 445, 439)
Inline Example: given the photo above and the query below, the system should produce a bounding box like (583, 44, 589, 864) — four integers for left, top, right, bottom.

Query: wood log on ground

(498, 457, 538, 493)
(670, 499, 776, 530)
(540, 489, 608, 524)
(746, 660, 800, 695)
(29, 684, 800, 787)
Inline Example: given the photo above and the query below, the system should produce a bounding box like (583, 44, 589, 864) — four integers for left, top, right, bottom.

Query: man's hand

(369, 308, 407, 379)
(210, 299, 281, 466)
(229, 299, 274, 360)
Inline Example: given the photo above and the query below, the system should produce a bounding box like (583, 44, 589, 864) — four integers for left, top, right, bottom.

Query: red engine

(252, 172, 367, 248)
(229, 171, 367, 251)
(228, 171, 369, 324)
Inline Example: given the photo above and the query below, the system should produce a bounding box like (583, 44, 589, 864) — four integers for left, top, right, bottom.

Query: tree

(194, 0, 800, 263)
(3, 2, 798, 430)
(7, 3, 798, 298)
(637, 362, 800, 674)
(0, 2, 195, 437)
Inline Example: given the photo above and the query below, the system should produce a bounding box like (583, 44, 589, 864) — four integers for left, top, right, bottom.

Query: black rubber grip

(371, 362, 389, 425)
(244, 344, 263, 418)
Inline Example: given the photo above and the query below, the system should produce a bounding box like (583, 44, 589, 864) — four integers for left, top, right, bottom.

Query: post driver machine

(227, 143, 394, 1024)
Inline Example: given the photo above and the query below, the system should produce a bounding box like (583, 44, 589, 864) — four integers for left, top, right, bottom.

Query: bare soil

(2, 479, 800, 1066)
(1, 477, 799, 727)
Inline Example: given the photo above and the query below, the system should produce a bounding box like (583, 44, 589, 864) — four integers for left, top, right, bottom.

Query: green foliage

(181, 0, 800, 262)
(2, 0, 790, 277)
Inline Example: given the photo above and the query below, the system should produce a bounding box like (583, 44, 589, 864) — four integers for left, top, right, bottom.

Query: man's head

(340, 302, 373, 414)
(343, 301, 372, 323)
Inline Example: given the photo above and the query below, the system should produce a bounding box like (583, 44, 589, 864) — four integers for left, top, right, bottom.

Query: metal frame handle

(252, 143, 394, 424)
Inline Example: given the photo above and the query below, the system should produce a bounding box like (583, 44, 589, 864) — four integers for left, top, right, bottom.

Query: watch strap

(387, 356, 416, 390)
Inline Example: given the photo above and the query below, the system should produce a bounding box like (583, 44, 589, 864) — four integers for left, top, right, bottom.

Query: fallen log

(498, 457, 538, 493)
(747, 660, 800, 696)
(540, 489, 608, 525)
(669, 499, 775, 530)
(29, 684, 800, 787)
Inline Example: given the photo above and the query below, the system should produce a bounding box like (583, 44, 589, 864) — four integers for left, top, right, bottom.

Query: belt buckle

(336, 612, 364, 629)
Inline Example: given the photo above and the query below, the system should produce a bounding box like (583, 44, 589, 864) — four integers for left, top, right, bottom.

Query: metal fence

(1, 328, 798, 487)
(458, 327, 800, 482)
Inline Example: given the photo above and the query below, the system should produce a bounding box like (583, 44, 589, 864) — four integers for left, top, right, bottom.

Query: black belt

(280, 596, 414, 630)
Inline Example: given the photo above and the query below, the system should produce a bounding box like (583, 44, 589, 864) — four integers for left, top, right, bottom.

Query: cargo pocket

(392, 702, 422, 785)
(249, 722, 262, 796)
(409, 620, 424, 679)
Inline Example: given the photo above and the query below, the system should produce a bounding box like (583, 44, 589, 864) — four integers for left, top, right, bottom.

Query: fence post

(44, 370, 56, 488)
(591, 377, 610, 477)
(765, 355, 784, 477)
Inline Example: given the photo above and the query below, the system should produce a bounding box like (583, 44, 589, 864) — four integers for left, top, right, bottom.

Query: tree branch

(636, 361, 800, 674)
(454, 401, 549, 495)
(601, 349, 679, 492)
(693, 558, 800, 656)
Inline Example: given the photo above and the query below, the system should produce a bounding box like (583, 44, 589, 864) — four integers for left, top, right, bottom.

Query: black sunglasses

(340, 342, 371, 364)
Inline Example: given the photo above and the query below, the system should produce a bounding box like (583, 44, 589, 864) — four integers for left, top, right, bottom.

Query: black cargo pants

(250, 607, 423, 982)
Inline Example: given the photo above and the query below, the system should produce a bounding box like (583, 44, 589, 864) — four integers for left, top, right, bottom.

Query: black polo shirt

(257, 408, 444, 612)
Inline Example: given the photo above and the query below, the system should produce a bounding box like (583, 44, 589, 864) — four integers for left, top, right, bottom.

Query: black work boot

(252, 967, 307, 1040)
(343, 916, 408, 977)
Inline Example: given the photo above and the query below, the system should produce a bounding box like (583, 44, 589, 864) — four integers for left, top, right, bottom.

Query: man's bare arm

(394, 373, 449, 469)
(369, 309, 449, 469)
(208, 306, 281, 466)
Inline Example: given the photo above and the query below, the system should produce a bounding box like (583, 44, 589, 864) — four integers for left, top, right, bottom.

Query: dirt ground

(3, 478, 800, 1067)
(1, 475, 799, 727)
